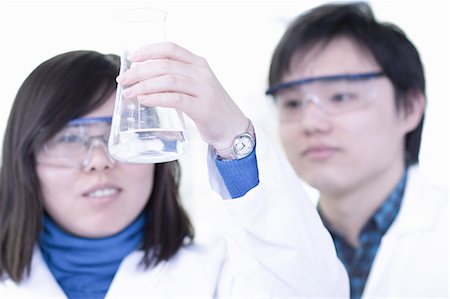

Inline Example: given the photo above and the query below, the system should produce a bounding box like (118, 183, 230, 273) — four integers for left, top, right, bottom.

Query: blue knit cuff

(215, 149, 259, 198)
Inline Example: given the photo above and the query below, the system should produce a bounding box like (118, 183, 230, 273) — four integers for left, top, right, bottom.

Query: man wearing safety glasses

(265, 2, 448, 299)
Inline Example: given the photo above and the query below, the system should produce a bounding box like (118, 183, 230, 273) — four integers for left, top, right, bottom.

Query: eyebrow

(266, 71, 384, 96)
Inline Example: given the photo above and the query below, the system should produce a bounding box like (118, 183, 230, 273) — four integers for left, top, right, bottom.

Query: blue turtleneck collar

(38, 213, 145, 299)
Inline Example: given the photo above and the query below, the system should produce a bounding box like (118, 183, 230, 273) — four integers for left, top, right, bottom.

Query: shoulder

(399, 165, 448, 232)
(406, 166, 448, 206)
(108, 238, 228, 297)
(0, 246, 65, 297)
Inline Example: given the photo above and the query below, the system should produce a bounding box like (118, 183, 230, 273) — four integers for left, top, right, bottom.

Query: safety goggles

(266, 71, 385, 122)
(39, 116, 115, 168)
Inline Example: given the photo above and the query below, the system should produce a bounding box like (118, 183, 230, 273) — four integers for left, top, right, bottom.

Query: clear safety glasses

(266, 71, 385, 122)
(38, 117, 115, 168)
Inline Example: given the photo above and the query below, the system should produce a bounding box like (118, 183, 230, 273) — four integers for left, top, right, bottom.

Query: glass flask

(108, 8, 189, 163)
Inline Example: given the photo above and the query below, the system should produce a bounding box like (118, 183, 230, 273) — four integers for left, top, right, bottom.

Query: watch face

(233, 133, 254, 158)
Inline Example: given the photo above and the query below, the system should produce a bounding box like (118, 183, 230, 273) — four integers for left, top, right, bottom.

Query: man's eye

(330, 93, 354, 103)
(282, 99, 302, 109)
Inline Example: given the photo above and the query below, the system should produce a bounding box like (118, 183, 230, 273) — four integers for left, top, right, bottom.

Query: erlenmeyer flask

(108, 8, 189, 163)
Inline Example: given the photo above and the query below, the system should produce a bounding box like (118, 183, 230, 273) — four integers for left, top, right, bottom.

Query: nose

(82, 139, 116, 171)
(300, 95, 332, 135)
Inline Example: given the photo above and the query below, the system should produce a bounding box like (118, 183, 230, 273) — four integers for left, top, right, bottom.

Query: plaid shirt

(319, 170, 407, 299)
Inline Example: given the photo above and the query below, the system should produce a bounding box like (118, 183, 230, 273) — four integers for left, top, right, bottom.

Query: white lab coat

(0, 126, 349, 298)
(362, 166, 449, 298)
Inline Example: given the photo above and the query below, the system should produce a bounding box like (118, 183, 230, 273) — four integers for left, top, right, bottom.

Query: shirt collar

(318, 168, 408, 238)
(372, 169, 408, 233)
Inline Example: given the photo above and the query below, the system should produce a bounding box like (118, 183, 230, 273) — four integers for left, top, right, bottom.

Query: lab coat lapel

(7, 247, 67, 298)
(362, 166, 441, 297)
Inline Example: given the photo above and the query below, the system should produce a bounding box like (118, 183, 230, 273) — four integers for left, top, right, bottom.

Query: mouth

(87, 188, 119, 198)
(83, 186, 121, 199)
(302, 146, 339, 160)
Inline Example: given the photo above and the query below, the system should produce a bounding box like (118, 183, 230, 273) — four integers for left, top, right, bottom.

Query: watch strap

(215, 120, 256, 160)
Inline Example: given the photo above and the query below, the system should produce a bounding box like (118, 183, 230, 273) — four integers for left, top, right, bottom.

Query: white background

(0, 1, 448, 210)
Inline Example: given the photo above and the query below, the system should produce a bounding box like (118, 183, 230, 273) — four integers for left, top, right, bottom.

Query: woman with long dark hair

(0, 43, 348, 298)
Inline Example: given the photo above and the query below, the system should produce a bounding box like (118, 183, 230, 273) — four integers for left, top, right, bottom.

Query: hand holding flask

(108, 8, 189, 163)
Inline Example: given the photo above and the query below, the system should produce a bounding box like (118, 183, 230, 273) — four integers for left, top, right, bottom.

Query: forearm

(208, 125, 349, 297)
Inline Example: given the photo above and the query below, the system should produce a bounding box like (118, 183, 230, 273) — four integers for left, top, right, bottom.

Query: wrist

(214, 120, 256, 160)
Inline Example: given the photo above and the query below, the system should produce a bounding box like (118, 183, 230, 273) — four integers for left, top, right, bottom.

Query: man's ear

(401, 89, 425, 134)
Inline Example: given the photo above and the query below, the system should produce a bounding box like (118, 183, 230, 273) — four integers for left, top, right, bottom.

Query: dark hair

(0, 50, 194, 282)
(268, 2, 425, 165)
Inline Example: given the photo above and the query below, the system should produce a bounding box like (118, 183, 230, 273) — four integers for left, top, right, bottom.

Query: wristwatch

(215, 121, 256, 160)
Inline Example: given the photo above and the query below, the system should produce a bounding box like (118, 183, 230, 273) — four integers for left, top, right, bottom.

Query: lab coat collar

(385, 165, 439, 237)
(3, 247, 66, 297)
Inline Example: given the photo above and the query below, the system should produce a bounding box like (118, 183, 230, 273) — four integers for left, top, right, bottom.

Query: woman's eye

(59, 134, 83, 144)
